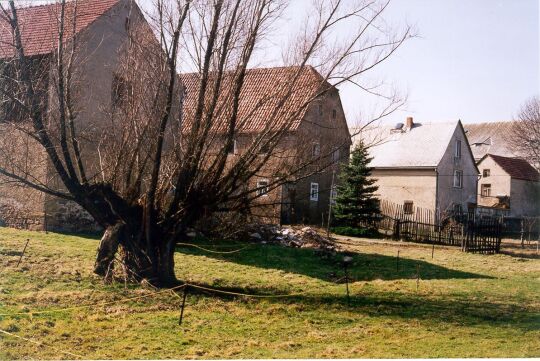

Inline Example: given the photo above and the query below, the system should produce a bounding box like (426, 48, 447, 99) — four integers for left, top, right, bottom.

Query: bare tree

(0, 0, 412, 285)
(510, 97, 540, 170)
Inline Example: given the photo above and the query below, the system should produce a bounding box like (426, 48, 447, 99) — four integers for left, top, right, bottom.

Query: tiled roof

(352, 121, 461, 168)
(488, 154, 539, 182)
(463, 121, 522, 160)
(0, 0, 120, 58)
(180, 66, 331, 133)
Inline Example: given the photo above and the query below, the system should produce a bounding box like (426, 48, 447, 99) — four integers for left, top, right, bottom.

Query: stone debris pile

(248, 225, 338, 252)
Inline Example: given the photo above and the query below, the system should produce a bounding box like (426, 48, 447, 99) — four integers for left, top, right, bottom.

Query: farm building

(353, 117, 479, 218)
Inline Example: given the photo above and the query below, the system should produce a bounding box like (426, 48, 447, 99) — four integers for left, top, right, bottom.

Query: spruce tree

(333, 141, 380, 228)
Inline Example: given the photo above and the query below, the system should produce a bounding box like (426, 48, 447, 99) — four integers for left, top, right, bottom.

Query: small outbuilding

(477, 154, 540, 217)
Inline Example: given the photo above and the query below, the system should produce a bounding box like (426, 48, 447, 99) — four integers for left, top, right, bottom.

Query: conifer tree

(333, 141, 380, 227)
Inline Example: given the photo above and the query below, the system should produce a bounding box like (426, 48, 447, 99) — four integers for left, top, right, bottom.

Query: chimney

(406, 116, 414, 129)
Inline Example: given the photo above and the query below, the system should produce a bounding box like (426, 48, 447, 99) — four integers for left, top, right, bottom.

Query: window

(310, 182, 319, 201)
(332, 109, 337, 119)
(259, 142, 270, 154)
(483, 169, 490, 178)
(453, 203, 463, 214)
(227, 139, 237, 155)
(256, 179, 269, 196)
(404, 201, 414, 215)
(312, 143, 320, 157)
(332, 148, 340, 162)
(481, 184, 491, 197)
(454, 139, 462, 159)
(453, 170, 463, 188)
(112, 74, 132, 106)
(318, 103, 323, 116)
(330, 186, 337, 205)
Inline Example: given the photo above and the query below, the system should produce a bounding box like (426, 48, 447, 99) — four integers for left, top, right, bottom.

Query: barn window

(312, 143, 320, 157)
(404, 201, 413, 214)
(256, 179, 269, 196)
(310, 182, 319, 202)
(227, 139, 237, 155)
(483, 169, 490, 177)
(453, 170, 463, 188)
(332, 148, 340, 162)
(454, 139, 462, 159)
(330, 186, 337, 205)
(111, 74, 132, 106)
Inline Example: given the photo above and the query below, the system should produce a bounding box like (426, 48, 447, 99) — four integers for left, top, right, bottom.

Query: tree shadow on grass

(176, 241, 492, 282)
(178, 279, 538, 331)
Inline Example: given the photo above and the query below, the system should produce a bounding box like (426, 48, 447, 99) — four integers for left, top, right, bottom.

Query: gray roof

(463, 121, 522, 160)
(352, 121, 460, 168)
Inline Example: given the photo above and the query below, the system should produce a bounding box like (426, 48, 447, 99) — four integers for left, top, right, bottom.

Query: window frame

(404, 201, 414, 215)
(453, 170, 463, 188)
(256, 179, 269, 197)
(483, 169, 490, 178)
(312, 143, 321, 158)
(454, 139, 462, 159)
(330, 186, 337, 205)
(332, 148, 340, 162)
(310, 182, 319, 202)
(481, 183, 491, 197)
(227, 139, 237, 155)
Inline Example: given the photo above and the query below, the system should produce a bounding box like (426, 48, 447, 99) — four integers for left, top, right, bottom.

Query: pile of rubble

(248, 225, 338, 252)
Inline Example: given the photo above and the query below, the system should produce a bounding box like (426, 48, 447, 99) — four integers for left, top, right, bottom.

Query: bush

(331, 226, 379, 238)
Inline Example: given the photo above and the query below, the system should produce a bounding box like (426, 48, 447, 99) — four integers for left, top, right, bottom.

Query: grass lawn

(0, 227, 539, 359)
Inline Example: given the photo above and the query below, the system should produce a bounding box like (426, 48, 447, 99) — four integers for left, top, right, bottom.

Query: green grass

(0, 227, 539, 359)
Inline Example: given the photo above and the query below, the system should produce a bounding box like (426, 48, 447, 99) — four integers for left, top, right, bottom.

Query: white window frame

(310, 182, 319, 202)
(481, 184, 491, 197)
(256, 179, 269, 197)
(330, 186, 337, 205)
(455, 139, 462, 159)
(453, 170, 463, 188)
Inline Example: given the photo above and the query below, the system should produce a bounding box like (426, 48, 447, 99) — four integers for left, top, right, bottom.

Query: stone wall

(44, 196, 101, 233)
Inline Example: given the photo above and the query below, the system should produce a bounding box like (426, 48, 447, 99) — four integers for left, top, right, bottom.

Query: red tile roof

(489, 154, 539, 182)
(0, 0, 120, 58)
(180, 66, 332, 133)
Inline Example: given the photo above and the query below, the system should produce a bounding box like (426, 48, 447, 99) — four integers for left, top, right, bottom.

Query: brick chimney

(406, 116, 414, 129)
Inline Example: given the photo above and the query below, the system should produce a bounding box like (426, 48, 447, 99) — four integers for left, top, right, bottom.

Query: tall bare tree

(0, 0, 412, 285)
(510, 96, 540, 170)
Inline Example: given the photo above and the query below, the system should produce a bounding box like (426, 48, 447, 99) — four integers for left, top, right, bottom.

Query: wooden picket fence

(371, 199, 502, 254)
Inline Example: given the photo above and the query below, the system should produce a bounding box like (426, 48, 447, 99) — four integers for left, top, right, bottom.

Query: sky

(354, 0, 540, 125)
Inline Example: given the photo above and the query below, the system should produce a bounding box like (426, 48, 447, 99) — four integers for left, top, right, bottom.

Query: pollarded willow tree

(0, 0, 412, 285)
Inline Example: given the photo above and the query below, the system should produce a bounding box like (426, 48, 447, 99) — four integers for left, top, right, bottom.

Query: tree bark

(94, 221, 178, 287)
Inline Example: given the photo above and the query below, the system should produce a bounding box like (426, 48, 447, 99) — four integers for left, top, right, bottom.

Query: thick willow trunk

(94, 222, 177, 287)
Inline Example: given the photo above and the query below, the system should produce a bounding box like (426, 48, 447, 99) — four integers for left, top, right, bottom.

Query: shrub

(331, 226, 379, 238)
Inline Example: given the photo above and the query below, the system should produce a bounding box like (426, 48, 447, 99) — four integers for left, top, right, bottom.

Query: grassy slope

(0, 227, 539, 359)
